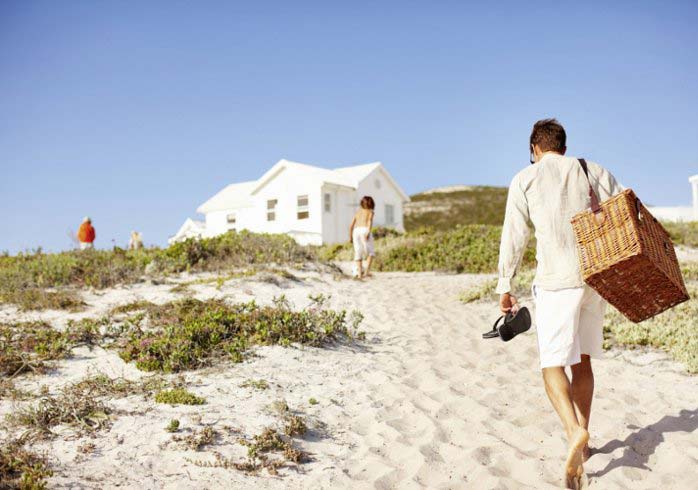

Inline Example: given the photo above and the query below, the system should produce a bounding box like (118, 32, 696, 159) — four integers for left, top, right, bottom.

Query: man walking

(77, 216, 96, 250)
(496, 119, 623, 488)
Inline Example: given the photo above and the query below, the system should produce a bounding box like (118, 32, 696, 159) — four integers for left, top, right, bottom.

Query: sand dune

(1, 269, 696, 489)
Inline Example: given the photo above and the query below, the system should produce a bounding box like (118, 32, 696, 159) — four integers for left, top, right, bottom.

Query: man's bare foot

(565, 427, 589, 489)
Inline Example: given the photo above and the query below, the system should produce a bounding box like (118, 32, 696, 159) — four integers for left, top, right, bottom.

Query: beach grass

(603, 283, 698, 373)
(0, 231, 315, 310)
(155, 388, 206, 406)
(0, 320, 101, 377)
(0, 438, 52, 489)
(664, 221, 698, 248)
(322, 224, 537, 273)
(118, 296, 363, 373)
(404, 186, 508, 230)
(0, 288, 86, 312)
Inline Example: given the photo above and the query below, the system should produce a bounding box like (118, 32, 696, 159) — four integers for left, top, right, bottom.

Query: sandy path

(2, 270, 696, 489)
(317, 272, 698, 489)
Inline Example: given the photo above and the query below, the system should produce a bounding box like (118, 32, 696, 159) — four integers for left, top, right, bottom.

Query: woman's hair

(360, 196, 375, 210)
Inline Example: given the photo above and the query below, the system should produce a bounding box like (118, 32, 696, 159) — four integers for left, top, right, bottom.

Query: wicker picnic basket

(571, 160, 689, 323)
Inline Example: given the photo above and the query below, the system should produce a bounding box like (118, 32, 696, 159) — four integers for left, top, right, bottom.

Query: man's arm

(496, 174, 531, 300)
(591, 162, 625, 200)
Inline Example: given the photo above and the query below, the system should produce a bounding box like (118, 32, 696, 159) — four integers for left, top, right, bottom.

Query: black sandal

(482, 307, 531, 342)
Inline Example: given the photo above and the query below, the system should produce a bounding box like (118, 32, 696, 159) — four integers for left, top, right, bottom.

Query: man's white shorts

(533, 284, 606, 369)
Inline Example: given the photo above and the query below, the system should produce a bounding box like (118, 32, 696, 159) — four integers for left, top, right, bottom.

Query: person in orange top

(77, 217, 96, 250)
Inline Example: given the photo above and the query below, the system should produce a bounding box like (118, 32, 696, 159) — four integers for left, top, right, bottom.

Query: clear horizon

(2, 0, 697, 253)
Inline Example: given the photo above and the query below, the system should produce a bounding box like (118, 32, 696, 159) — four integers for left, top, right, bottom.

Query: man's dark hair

(530, 118, 566, 153)
(360, 196, 375, 210)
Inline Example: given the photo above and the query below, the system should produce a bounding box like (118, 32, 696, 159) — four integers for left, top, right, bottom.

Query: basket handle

(578, 159, 602, 214)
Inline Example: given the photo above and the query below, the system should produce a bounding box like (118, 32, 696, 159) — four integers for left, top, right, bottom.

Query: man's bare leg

(543, 367, 590, 489)
(571, 355, 594, 461)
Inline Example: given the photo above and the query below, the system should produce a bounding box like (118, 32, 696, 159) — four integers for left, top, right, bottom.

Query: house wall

(646, 177, 698, 223)
(647, 206, 696, 222)
(321, 185, 355, 244)
(197, 164, 410, 245)
(355, 167, 406, 232)
(221, 166, 321, 245)
(204, 209, 239, 237)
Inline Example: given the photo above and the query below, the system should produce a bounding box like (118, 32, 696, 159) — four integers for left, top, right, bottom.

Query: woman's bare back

(354, 208, 373, 228)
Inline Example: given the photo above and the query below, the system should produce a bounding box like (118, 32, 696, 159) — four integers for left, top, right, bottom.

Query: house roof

(184, 217, 205, 228)
(250, 159, 355, 195)
(196, 181, 257, 213)
(336, 161, 410, 202)
(197, 159, 409, 215)
(333, 162, 383, 186)
(169, 218, 206, 244)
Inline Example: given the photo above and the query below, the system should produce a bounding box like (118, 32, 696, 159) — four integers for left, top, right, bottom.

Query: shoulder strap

(578, 159, 602, 214)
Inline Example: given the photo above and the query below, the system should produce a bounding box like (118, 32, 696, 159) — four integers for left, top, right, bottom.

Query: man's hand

(499, 293, 519, 314)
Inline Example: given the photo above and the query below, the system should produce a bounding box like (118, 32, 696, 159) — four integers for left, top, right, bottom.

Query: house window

(385, 204, 395, 225)
(226, 213, 236, 225)
(324, 193, 331, 212)
(297, 195, 309, 220)
(267, 199, 277, 221)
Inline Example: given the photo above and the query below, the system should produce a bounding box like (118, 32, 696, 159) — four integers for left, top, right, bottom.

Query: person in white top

(496, 119, 623, 489)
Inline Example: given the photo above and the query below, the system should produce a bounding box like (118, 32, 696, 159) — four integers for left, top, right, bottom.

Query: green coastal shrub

(0, 288, 86, 312)
(157, 231, 315, 273)
(370, 226, 401, 239)
(405, 186, 509, 231)
(0, 231, 312, 292)
(0, 439, 52, 489)
(0, 320, 101, 377)
(155, 388, 206, 406)
(0, 231, 318, 309)
(118, 296, 363, 373)
(663, 221, 698, 248)
(604, 283, 698, 373)
(8, 380, 113, 437)
(460, 269, 536, 303)
(376, 225, 536, 273)
(681, 261, 698, 281)
(321, 224, 536, 274)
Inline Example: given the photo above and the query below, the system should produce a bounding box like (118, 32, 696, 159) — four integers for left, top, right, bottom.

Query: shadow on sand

(590, 408, 698, 478)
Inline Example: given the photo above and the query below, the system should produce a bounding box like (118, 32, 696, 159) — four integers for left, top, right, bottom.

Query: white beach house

(647, 174, 698, 222)
(170, 159, 410, 246)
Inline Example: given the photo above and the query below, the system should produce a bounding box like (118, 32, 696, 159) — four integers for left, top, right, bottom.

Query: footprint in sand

(472, 446, 493, 466)
(419, 444, 446, 464)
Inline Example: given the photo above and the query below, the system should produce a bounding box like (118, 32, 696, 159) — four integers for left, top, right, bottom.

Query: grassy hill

(404, 185, 508, 231)
(404, 184, 698, 248)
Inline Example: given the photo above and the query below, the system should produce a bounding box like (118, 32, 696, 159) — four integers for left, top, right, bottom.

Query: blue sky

(1, 0, 696, 253)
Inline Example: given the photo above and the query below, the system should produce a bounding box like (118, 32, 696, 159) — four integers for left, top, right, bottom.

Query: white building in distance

(648, 174, 698, 222)
(170, 159, 410, 246)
